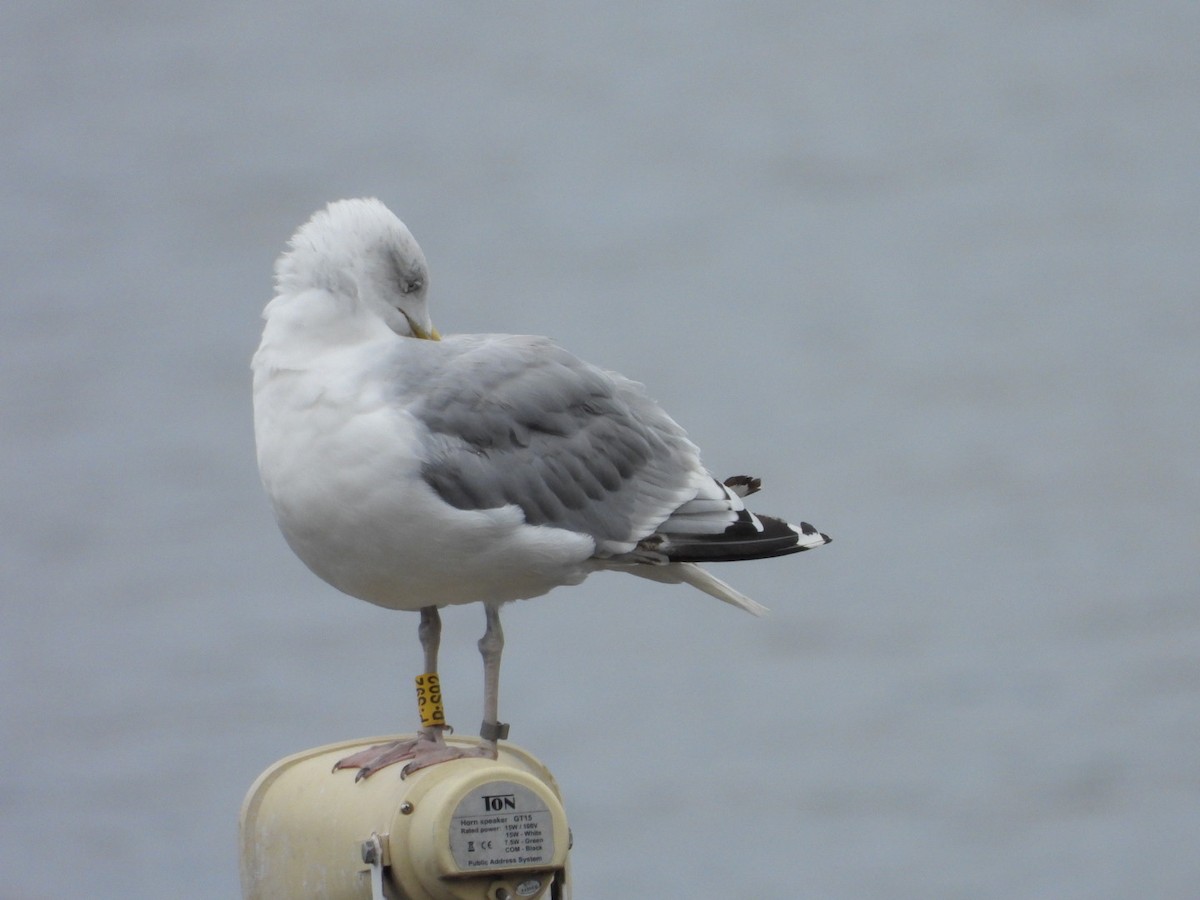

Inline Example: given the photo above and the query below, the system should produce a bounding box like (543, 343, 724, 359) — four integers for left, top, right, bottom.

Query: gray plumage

(405, 333, 701, 552)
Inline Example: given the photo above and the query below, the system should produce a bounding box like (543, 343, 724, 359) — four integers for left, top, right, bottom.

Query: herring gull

(252, 198, 830, 779)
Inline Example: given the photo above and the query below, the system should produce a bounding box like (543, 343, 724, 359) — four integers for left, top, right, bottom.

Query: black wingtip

(723, 474, 763, 497)
(658, 514, 830, 563)
(797, 521, 831, 545)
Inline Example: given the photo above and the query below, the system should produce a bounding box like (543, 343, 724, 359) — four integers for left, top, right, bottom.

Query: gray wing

(410, 334, 702, 550)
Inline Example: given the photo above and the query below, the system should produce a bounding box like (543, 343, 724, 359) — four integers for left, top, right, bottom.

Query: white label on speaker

(448, 780, 555, 871)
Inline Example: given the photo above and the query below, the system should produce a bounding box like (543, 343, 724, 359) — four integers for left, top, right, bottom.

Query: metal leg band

(480, 720, 510, 742)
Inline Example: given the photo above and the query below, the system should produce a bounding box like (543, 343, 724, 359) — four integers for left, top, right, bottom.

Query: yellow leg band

(415, 673, 446, 728)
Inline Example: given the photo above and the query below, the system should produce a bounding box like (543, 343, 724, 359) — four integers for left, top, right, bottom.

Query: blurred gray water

(3, 2, 1198, 897)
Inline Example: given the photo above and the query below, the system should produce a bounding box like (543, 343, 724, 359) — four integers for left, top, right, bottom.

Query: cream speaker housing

(240, 735, 571, 900)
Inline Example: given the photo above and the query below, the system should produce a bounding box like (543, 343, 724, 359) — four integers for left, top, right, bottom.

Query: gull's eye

(386, 247, 425, 296)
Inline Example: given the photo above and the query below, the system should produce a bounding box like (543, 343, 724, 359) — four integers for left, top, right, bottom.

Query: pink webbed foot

(396, 738, 495, 778)
(332, 729, 497, 781)
(332, 735, 422, 781)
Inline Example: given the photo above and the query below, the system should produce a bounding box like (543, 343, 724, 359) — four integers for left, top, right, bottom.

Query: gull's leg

(393, 603, 506, 776)
(477, 601, 508, 755)
(417, 604, 445, 739)
(333, 606, 448, 780)
(334, 605, 508, 780)
(420, 604, 441, 671)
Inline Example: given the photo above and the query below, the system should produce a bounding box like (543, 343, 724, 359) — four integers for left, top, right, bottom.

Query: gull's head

(274, 198, 440, 341)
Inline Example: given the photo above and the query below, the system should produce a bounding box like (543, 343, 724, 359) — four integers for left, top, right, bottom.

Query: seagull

(252, 198, 830, 779)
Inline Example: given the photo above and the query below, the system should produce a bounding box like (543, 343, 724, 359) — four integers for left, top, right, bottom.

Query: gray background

(4, 2, 1198, 897)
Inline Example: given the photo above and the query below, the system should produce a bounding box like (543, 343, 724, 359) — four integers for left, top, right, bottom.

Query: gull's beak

(403, 312, 441, 341)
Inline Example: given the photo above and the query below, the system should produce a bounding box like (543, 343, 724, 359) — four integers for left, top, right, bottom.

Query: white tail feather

(623, 561, 768, 616)
(675, 563, 769, 616)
